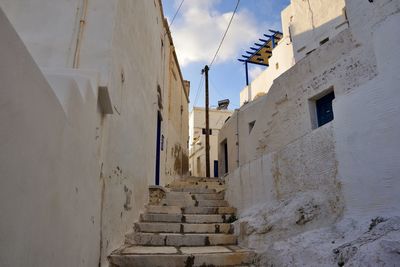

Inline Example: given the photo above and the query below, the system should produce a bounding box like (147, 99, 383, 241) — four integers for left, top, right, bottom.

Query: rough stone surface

(254, 216, 400, 266)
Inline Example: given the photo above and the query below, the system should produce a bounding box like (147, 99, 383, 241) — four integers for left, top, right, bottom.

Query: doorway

(155, 111, 162, 185)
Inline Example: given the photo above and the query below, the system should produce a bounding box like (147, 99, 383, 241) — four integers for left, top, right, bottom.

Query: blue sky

(162, 0, 290, 110)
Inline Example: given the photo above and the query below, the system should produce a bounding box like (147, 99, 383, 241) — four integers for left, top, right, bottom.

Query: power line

(209, 77, 226, 100)
(209, 0, 241, 67)
(193, 74, 205, 107)
(169, 0, 185, 28)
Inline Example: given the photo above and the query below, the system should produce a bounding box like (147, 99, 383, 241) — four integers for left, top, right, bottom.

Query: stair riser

(165, 192, 225, 200)
(160, 199, 228, 207)
(173, 177, 224, 183)
(193, 193, 225, 200)
(109, 252, 253, 267)
(127, 233, 237, 247)
(135, 223, 233, 234)
(183, 206, 236, 214)
(145, 205, 182, 214)
(141, 214, 227, 223)
(197, 200, 229, 207)
(169, 184, 225, 190)
(171, 188, 218, 193)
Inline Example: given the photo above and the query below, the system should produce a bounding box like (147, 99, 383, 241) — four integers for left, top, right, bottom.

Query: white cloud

(169, 0, 264, 67)
(249, 65, 264, 80)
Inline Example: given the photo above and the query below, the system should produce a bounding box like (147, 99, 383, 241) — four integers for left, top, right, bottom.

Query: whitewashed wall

(220, 0, 400, 221)
(0, 9, 101, 266)
(0, 0, 189, 266)
(189, 108, 233, 177)
(239, 0, 347, 105)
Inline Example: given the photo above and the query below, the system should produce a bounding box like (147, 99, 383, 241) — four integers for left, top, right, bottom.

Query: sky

(161, 0, 290, 110)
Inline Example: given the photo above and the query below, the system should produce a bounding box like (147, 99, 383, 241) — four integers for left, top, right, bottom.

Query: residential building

(239, 0, 347, 105)
(189, 106, 233, 178)
(0, 1, 188, 266)
(219, 0, 400, 264)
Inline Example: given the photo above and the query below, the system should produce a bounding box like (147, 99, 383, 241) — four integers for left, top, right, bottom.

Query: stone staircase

(108, 177, 255, 267)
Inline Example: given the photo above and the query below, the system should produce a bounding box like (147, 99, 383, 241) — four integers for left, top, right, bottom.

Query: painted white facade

(240, 0, 347, 105)
(0, 1, 188, 266)
(189, 107, 233, 178)
(219, 0, 400, 264)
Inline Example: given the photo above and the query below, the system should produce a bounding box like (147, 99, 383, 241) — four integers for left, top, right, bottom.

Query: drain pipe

(73, 0, 88, 68)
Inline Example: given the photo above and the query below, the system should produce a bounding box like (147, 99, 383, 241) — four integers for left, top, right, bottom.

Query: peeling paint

(123, 185, 132, 211)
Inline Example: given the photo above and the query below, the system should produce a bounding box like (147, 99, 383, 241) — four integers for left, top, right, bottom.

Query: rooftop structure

(238, 30, 283, 85)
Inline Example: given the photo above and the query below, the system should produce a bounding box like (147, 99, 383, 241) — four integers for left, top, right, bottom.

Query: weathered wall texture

(219, 0, 400, 259)
(0, 1, 189, 266)
(163, 50, 190, 184)
(189, 108, 233, 177)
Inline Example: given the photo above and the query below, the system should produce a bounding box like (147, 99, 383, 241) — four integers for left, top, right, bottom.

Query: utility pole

(202, 65, 211, 177)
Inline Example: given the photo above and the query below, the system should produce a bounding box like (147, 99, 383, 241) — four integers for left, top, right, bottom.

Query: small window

(306, 49, 316, 55)
(275, 62, 279, 70)
(309, 88, 335, 129)
(297, 46, 306, 53)
(202, 128, 212, 135)
(248, 120, 256, 134)
(320, 37, 329, 46)
(316, 91, 335, 127)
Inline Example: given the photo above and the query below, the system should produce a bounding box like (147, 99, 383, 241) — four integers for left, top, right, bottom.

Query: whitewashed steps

(108, 176, 254, 267)
(141, 213, 228, 223)
(126, 232, 238, 247)
(165, 191, 225, 200)
(134, 222, 233, 234)
(109, 245, 254, 267)
(160, 199, 229, 207)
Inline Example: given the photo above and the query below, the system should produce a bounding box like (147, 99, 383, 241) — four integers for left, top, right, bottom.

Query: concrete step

(193, 193, 225, 200)
(134, 222, 233, 234)
(171, 187, 218, 193)
(160, 199, 196, 207)
(165, 191, 225, 200)
(170, 177, 225, 183)
(160, 199, 229, 207)
(127, 232, 237, 246)
(183, 206, 236, 215)
(145, 205, 182, 214)
(109, 245, 254, 267)
(165, 191, 193, 200)
(141, 213, 229, 223)
(168, 181, 225, 188)
(197, 200, 229, 207)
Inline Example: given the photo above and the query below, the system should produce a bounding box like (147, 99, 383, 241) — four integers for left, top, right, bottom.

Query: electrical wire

(209, 0, 241, 67)
(169, 0, 185, 28)
(193, 74, 205, 107)
(209, 77, 226, 100)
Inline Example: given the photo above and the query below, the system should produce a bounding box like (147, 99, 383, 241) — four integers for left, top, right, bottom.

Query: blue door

(214, 160, 218, 178)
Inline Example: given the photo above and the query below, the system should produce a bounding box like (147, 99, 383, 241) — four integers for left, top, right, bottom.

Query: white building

(219, 0, 400, 264)
(239, 0, 347, 105)
(189, 106, 233, 177)
(0, 1, 189, 266)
